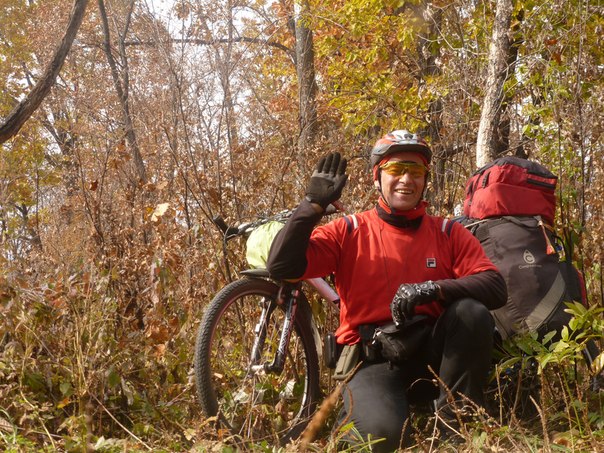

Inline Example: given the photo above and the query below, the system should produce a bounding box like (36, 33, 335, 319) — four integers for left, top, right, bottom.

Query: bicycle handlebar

(212, 210, 294, 241)
(212, 216, 228, 233)
(211, 216, 248, 237)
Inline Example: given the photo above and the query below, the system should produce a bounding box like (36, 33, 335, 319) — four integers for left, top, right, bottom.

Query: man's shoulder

(421, 214, 472, 238)
(350, 208, 376, 221)
(422, 213, 450, 228)
(330, 208, 374, 234)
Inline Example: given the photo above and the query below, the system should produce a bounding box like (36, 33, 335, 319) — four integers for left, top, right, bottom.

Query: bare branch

(0, 0, 90, 144)
(125, 36, 294, 60)
(98, 0, 146, 183)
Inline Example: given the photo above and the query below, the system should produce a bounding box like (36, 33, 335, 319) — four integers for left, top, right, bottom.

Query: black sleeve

(266, 199, 324, 280)
(436, 270, 507, 310)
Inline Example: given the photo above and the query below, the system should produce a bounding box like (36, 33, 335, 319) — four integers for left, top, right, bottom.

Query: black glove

(305, 152, 348, 209)
(390, 281, 441, 327)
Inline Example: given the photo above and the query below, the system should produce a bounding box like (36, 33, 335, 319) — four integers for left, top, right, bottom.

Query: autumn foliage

(0, 0, 602, 450)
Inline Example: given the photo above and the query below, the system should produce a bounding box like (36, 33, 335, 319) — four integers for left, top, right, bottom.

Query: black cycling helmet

(370, 130, 432, 169)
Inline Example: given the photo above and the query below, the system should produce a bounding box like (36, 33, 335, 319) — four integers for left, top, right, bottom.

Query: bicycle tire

(194, 277, 321, 444)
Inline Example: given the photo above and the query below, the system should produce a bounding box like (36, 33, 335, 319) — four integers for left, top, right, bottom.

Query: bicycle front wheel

(194, 277, 321, 444)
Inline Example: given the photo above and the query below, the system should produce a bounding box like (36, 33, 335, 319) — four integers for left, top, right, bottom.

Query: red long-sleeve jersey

(268, 201, 505, 345)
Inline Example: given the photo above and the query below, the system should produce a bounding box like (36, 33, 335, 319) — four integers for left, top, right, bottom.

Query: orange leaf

(154, 343, 167, 357)
(57, 397, 71, 409)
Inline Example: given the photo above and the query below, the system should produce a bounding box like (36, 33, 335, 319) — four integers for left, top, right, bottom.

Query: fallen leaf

(151, 203, 170, 222)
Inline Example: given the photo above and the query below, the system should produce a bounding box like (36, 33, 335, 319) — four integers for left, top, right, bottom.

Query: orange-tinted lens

(379, 161, 428, 178)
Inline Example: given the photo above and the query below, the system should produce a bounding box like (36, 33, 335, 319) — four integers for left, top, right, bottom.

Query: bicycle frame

(249, 281, 300, 374)
(240, 269, 339, 376)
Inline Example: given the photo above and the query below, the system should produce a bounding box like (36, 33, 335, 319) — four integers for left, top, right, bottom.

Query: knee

(447, 298, 494, 337)
(340, 394, 408, 451)
(351, 414, 407, 452)
(450, 297, 492, 321)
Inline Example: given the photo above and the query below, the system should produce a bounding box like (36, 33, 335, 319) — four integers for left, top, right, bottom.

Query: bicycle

(194, 211, 340, 445)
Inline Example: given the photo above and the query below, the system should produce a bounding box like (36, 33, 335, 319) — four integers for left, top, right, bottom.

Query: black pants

(336, 298, 495, 452)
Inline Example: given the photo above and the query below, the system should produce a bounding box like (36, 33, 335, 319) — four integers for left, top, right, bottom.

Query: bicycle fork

(249, 282, 300, 375)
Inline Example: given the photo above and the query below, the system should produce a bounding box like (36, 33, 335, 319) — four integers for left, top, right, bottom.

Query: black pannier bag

(464, 215, 584, 340)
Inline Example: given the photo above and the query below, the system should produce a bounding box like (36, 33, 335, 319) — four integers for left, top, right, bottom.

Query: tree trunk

(0, 0, 90, 144)
(98, 0, 147, 184)
(416, 4, 445, 209)
(294, 0, 318, 152)
(475, 0, 513, 168)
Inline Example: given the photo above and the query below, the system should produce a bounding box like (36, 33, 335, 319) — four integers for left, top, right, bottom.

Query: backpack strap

(525, 270, 566, 331)
(441, 218, 456, 237)
(343, 214, 359, 234)
(452, 216, 489, 240)
(462, 216, 544, 244)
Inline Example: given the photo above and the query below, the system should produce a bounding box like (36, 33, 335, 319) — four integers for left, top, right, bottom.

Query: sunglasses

(379, 161, 428, 178)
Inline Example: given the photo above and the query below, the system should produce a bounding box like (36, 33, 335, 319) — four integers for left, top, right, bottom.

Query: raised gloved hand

(390, 281, 441, 327)
(305, 152, 348, 210)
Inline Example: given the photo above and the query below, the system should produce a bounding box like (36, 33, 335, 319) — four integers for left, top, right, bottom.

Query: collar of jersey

(376, 197, 426, 228)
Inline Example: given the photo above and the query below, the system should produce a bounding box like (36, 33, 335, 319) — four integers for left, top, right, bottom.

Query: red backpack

(464, 156, 558, 225)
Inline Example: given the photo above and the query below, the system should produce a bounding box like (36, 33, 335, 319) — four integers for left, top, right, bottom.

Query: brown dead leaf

(0, 416, 13, 433)
(146, 323, 170, 343)
(551, 429, 581, 447)
(153, 343, 167, 357)
(50, 297, 68, 310)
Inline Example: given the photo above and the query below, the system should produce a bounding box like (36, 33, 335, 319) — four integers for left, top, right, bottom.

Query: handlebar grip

(213, 216, 241, 237)
(213, 216, 229, 234)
